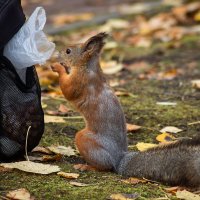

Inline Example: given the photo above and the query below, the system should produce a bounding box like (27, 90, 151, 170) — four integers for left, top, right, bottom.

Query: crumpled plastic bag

(4, 7, 55, 69)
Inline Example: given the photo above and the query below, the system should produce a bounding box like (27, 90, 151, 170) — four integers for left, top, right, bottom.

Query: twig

(25, 126, 31, 162)
(188, 121, 200, 126)
(65, 116, 83, 119)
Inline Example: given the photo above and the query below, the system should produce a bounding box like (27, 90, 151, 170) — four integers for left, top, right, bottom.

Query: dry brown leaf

(0, 161, 60, 174)
(0, 166, 13, 173)
(126, 123, 141, 132)
(136, 142, 158, 152)
(157, 69, 179, 80)
(57, 172, 79, 179)
(110, 193, 139, 200)
(156, 132, 176, 143)
(122, 177, 147, 185)
(160, 126, 182, 133)
(176, 190, 200, 200)
(47, 145, 76, 156)
(31, 146, 53, 155)
(6, 188, 34, 200)
(164, 186, 183, 194)
(69, 181, 90, 187)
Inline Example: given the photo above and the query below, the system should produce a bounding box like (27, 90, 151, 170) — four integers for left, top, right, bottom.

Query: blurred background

(21, 0, 200, 94)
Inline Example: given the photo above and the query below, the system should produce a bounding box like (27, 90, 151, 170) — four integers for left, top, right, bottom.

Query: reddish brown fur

(51, 33, 116, 170)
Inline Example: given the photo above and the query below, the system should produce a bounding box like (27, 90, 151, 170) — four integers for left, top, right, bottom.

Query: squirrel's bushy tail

(117, 138, 200, 187)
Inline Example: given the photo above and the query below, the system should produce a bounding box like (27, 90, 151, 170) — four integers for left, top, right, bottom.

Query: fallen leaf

(136, 142, 158, 152)
(41, 102, 47, 109)
(194, 11, 200, 21)
(101, 61, 123, 75)
(104, 41, 118, 50)
(176, 190, 200, 200)
(28, 155, 62, 162)
(160, 126, 182, 133)
(6, 188, 34, 200)
(156, 132, 176, 143)
(51, 13, 94, 26)
(46, 110, 59, 115)
(126, 123, 141, 132)
(191, 80, 200, 89)
(0, 161, 60, 174)
(165, 186, 183, 194)
(157, 69, 179, 80)
(110, 193, 139, 200)
(44, 115, 66, 123)
(47, 145, 76, 156)
(156, 102, 177, 106)
(100, 19, 129, 32)
(127, 36, 151, 48)
(122, 177, 147, 185)
(58, 104, 70, 114)
(69, 181, 90, 187)
(0, 166, 13, 173)
(57, 172, 79, 179)
(31, 146, 53, 155)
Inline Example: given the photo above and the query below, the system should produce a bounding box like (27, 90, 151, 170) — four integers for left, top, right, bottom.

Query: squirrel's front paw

(73, 164, 97, 172)
(51, 62, 64, 73)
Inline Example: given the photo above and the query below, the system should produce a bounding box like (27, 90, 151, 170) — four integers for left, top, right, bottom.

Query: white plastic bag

(4, 7, 55, 69)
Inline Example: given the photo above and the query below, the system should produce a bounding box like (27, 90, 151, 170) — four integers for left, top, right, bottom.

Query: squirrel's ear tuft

(82, 32, 109, 54)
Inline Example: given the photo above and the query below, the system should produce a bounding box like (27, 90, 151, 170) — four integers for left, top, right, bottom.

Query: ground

(1, 1, 200, 200)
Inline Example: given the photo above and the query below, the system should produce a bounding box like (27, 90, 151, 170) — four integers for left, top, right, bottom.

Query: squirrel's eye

(66, 48, 71, 54)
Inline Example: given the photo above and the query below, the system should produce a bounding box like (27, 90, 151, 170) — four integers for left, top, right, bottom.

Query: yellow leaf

(57, 172, 79, 179)
(136, 142, 158, 152)
(194, 11, 200, 21)
(41, 102, 47, 109)
(156, 132, 176, 143)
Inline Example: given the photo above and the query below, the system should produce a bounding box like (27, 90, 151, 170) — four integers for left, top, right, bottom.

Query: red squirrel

(51, 33, 200, 187)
